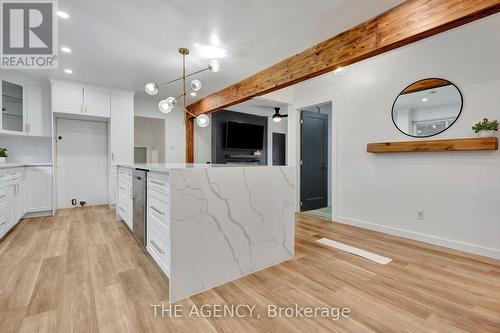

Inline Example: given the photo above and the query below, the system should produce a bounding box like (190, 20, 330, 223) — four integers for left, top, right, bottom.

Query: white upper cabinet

(110, 92, 134, 163)
(51, 80, 111, 118)
(0, 78, 50, 137)
(1, 80, 26, 134)
(84, 87, 111, 117)
(51, 82, 84, 115)
(25, 84, 51, 137)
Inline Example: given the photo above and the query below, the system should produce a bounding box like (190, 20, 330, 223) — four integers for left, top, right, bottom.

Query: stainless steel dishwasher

(132, 169, 147, 247)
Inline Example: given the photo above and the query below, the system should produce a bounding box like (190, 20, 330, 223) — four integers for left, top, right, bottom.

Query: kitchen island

(116, 163, 295, 303)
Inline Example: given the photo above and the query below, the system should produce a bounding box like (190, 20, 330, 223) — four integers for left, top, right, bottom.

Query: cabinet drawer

(147, 172, 169, 196)
(148, 223, 170, 270)
(148, 194, 170, 228)
(0, 216, 9, 229)
(118, 192, 131, 209)
(119, 167, 132, 176)
(118, 183, 131, 198)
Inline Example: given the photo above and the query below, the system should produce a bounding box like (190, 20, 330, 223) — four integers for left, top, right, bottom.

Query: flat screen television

(225, 121, 264, 150)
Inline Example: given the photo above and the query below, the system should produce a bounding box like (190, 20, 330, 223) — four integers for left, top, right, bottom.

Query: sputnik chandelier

(144, 48, 221, 128)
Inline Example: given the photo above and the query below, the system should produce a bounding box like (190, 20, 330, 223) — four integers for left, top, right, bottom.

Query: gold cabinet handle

(150, 240, 165, 254)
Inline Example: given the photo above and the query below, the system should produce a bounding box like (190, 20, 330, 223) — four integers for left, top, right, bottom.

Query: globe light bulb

(208, 59, 221, 72)
(272, 114, 282, 122)
(158, 100, 173, 114)
(145, 82, 158, 96)
(166, 96, 177, 106)
(191, 79, 202, 92)
(196, 114, 210, 128)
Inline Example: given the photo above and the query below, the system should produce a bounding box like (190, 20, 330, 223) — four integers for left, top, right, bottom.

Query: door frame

(294, 100, 337, 220)
(299, 110, 328, 211)
(54, 116, 109, 209)
(272, 132, 286, 166)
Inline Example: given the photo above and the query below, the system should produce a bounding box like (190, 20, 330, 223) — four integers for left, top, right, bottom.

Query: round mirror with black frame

(391, 78, 463, 138)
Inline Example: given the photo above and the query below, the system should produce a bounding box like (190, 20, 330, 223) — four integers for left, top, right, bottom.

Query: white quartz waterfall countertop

(117, 163, 273, 172)
(0, 163, 52, 169)
(117, 162, 296, 303)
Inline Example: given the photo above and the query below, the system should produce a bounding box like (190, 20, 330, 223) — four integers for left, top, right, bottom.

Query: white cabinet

(51, 81, 111, 118)
(51, 83, 84, 115)
(109, 91, 134, 206)
(1, 80, 26, 134)
(13, 169, 25, 222)
(26, 166, 53, 213)
(0, 181, 12, 237)
(147, 172, 171, 277)
(25, 84, 51, 137)
(84, 87, 110, 117)
(1, 79, 50, 137)
(0, 168, 25, 239)
(110, 92, 134, 163)
(117, 167, 133, 230)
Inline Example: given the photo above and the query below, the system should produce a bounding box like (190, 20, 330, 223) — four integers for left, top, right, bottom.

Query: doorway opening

(134, 116, 166, 163)
(55, 118, 108, 209)
(299, 102, 332, 218)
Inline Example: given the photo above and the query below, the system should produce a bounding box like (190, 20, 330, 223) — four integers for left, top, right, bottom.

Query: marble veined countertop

(0, 162, 52, 169)
(117, 163, 274, 172)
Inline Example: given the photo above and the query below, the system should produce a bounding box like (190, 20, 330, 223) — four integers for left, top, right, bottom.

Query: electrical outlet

(416, 209, 425, 220)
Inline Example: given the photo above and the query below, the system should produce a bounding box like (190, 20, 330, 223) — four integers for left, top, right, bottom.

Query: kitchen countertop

(117, 163, 272, 172)
(0, 163, 53, 169)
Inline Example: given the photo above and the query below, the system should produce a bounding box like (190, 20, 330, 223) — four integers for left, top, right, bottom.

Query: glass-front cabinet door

(1, 80, 25, 132)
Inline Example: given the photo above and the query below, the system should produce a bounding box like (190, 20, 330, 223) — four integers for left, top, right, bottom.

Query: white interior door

(56, 118, 108, 209)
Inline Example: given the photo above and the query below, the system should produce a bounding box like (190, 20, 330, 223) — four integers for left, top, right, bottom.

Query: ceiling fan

(272, 107, 288, 122)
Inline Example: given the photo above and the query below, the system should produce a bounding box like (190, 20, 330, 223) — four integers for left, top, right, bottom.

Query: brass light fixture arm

(156, 66, 209, 88)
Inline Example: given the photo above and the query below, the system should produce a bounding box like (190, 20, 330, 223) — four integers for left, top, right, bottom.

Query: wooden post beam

(185, 116, 194, 163)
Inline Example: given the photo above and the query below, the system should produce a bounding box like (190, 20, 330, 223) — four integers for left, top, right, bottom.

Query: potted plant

(472, 118, 498, 138)
(0, 147, 7, 164)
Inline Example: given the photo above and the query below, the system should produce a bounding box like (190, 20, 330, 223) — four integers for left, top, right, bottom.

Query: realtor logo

(1, 0, 58, 69)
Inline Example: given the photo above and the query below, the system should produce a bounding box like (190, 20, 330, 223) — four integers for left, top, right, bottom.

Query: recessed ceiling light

(61, 46, 71, 53)
(333, 67, 345, 74)
(57, 10, 69, 19)
(64, 69, 73, 74)
(210, 33, 221, 46)
(421, 97, 428, 102)
(193, 43, 227, 59)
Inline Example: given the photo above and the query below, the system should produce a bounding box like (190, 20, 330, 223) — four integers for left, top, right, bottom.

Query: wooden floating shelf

(367, 137, 498, 153)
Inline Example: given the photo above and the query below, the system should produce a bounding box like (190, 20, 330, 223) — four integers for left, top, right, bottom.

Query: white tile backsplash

(0, 135, 52, 163)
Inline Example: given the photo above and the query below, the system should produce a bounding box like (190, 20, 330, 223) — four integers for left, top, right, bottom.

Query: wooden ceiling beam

(187, 0, 500, 116)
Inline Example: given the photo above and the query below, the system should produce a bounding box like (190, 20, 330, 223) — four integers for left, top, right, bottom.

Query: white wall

(134, 98, 185, 163)
(134, 116, 166, 163)
(0, 136, 52, 163)
(265, 14, 500, 259)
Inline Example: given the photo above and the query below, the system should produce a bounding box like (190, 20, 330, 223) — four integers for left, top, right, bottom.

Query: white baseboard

(23, 210, 53, 219)
(336, 215, 500, 260)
